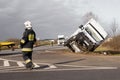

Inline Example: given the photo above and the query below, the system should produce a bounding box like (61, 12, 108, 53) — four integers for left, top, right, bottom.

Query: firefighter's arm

(20, 39, 25, 48)
(20, 31, 28, 48)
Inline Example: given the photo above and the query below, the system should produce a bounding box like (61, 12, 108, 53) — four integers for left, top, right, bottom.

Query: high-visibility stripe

(21, 39, 25, 44)
(25, 59, 31, 64)
(22, 48, 32, 51)
(28, 34, 34, 41)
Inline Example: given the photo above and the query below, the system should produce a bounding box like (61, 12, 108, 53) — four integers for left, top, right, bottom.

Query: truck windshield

(59, 38, 65, 40)
(85, 25, 102, 42)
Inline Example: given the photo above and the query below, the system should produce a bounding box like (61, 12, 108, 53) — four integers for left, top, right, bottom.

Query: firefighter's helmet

(24, 21, 32, 29)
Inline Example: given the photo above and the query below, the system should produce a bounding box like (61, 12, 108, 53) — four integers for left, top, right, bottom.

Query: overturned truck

(64, 18, 108, 52)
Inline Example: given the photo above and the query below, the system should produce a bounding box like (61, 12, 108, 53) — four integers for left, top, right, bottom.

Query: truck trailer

(64, 18, 108, 52)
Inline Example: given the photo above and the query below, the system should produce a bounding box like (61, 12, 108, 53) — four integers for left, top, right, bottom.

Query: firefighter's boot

(25, 59, 34, 70)
(26, 61, 34, 70)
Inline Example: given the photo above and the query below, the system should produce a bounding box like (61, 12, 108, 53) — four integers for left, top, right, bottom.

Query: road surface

(0, 45, 120, 80)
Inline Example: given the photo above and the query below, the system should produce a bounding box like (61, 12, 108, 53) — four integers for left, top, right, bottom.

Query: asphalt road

(1, 69, 120, 80)
(0, 45, 120, 80)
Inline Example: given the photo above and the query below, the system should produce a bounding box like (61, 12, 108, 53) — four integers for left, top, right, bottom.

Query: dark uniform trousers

(22, 51, 33, 68)
(23, 51, 32, 61)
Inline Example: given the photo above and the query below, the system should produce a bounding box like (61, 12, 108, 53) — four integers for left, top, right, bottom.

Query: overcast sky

(0, 0, 120, 41)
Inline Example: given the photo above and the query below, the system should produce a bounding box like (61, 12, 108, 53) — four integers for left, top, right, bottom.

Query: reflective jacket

(20, 29, 36, 52)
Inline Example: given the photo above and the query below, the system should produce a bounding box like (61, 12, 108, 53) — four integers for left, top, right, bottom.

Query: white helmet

(24, 21, 32, 29)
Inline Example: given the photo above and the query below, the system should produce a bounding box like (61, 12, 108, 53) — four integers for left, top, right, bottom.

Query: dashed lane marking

(17, 61, 25, 67)
(0, 58, 57, 73)
(4, 60, 10, 67)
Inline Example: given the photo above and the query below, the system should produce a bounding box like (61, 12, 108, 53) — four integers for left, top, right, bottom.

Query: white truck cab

(64, 18, 108, 52)
(57, 35, 65, 45)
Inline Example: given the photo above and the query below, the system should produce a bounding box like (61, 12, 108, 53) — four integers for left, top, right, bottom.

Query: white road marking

(4, 60, 10, 67)
(57, 64, 117, 69)
(17, 61, 25, 67)
(0, 66, 117, 73)
(33, 63, 40, 68)
(0, 58, 118, 73)
(31, 65, 118, 72)
(0, 58, 57, 69)
(49, 65, 57, 68)
(44, 65, 57, 69)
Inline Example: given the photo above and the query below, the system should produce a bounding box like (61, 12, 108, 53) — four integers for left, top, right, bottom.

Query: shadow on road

(54, 58, 85, 65)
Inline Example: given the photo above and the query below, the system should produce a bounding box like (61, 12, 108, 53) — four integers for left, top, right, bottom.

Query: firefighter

(20, 21, 36, 69)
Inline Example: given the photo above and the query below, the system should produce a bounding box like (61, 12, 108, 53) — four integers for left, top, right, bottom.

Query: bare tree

(110, 19, 119, 37)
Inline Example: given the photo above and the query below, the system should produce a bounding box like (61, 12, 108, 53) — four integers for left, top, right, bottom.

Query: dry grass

(102, 35, 120, 51)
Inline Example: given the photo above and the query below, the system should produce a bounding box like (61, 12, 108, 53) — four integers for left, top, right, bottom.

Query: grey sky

(0, 0, 120, 40)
